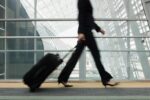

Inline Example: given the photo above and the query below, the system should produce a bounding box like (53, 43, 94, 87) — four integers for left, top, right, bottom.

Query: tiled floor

(0, 80, 150, 88)
(0, 81, 150, 100)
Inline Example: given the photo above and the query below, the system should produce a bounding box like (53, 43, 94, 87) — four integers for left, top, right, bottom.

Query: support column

(79, 49, 86, 80)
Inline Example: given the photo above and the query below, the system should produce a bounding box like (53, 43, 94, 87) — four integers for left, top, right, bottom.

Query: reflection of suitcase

(23, 53, 63, 92)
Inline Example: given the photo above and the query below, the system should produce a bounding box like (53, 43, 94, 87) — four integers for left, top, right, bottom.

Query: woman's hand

(100, 29, 105, 35)
(78, 33, 86, 42)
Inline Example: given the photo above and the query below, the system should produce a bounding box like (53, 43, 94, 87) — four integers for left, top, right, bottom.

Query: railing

(0, 18, 148, 21)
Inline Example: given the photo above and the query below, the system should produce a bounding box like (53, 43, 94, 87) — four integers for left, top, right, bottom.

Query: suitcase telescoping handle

(62, 46, 76, 60)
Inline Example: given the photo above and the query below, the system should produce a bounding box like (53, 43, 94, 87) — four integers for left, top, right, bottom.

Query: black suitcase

(23, 53, 63, 92)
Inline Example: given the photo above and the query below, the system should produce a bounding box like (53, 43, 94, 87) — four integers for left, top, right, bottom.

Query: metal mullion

(4, 0, 7, 80)
(0, 18, 148, 22)
(127, 0, 131, 80)
(0, 36, 150, 39)
(34, 0, 37, 64)
(0, 50, 150, 52)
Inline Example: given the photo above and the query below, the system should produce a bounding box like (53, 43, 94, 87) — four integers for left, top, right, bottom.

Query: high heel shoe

(58, 81, 73, 87)
(103, 81, 119, 88)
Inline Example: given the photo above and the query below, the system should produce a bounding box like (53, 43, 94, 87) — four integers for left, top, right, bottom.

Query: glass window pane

(6, 22, 34, 36)
(0, 29, 4, 36)
(130, 37, 150, 51)
(36, 21, 78, 50)
(0, 0, 5, 6)
(0, 53, 4, 79)
(6, 52, 34, 79)
(0, 22, 5, 29)
(0, 39, 4, 50)
(36, 21, 78, 36)
(36, 38, 77, 50)
(37, 0, 77, 18)
(130, 52, 150, 80)
(7, 38, 34, 50)
(96, 38, 128, 51)
(0, 7, 5, 19)
(7, 0, 34, 18)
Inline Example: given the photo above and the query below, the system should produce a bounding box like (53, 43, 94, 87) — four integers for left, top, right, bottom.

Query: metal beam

(0, 50, 149, 52)
(0, 36, 150, 39)
(0, 18, 148, 22)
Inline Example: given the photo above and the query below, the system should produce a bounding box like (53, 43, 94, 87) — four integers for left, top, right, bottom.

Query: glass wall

(0, 0, 150, 81)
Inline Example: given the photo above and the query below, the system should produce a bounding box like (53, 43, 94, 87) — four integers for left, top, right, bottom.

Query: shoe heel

(103, 82, 119, 88)
(103, 83, 107, 88)
(58, 81, 73, 87)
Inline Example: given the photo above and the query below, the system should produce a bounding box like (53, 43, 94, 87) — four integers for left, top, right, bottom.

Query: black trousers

(58, 32, 113, 83)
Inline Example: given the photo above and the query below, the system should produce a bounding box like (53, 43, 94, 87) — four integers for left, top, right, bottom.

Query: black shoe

(58, 81, 73, 87)
(29, 83, 40, 92)
(30, 87, 36, 92)
(102, 81, 119, 88)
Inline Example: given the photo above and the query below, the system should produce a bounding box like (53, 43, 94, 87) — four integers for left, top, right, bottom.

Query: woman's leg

(85, 33, 113, 83)
(58, 41, 85, 83)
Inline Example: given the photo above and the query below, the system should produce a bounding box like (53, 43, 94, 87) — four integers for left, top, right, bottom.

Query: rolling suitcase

(23, 48, 75, 92)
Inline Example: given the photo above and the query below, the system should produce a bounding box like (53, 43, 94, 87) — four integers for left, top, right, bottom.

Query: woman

(58, 0, 119, 88)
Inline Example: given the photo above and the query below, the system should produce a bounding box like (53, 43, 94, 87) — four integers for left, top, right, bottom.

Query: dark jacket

(78, 0, 101, 34)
